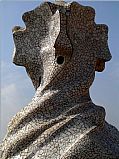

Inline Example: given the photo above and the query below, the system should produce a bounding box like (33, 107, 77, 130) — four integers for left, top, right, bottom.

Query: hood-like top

(12, 1, 112, 90)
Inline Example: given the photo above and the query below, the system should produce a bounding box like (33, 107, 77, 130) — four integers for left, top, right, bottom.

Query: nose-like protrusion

(54, 9, 73, 62)
(12, 25, 27, 66)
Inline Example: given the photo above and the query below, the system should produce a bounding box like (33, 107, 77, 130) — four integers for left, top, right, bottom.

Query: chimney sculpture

(0, 1, 119, 159)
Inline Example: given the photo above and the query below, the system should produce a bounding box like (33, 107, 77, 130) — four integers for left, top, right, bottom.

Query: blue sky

(0, 1, 119, 141)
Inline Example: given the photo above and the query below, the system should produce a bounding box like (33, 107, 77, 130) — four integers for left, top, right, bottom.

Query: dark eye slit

(38, 76, 41, 87)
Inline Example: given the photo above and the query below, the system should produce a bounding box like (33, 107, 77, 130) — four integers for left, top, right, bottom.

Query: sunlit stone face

(12, 2, 111, 92)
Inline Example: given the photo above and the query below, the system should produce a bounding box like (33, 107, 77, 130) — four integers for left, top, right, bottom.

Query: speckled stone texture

(0, 1, 119, 159)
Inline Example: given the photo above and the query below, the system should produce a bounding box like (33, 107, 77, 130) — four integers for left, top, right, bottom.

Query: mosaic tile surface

(0, 1, 119, 159)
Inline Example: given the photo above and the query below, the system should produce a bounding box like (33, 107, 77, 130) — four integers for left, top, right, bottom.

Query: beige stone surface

(0, 2, 119, 159)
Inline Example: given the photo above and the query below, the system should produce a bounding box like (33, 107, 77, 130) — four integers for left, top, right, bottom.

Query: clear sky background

(0, 1, 119, 141)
